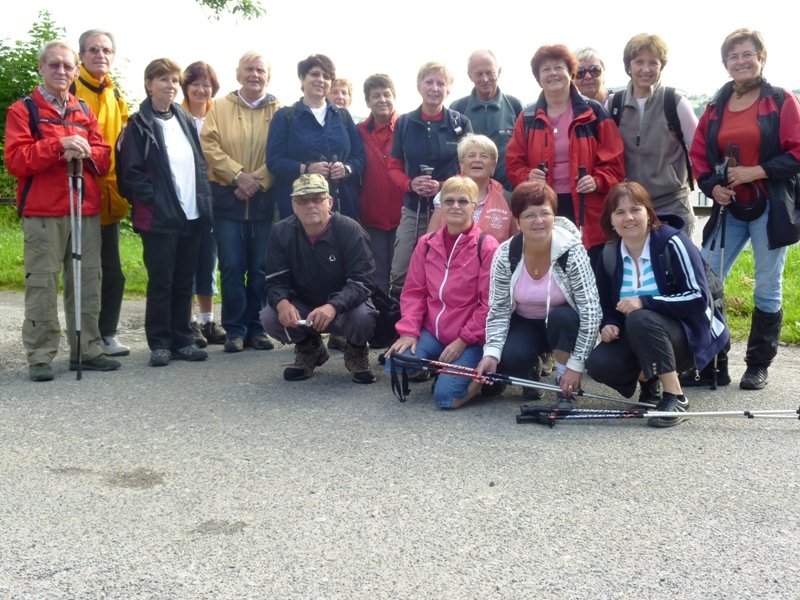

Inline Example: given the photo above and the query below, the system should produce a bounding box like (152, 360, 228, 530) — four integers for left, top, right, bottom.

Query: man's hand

(60, 135, 91, 160)
(235, 171, 263, 199)
(276, 299, 302, 328)
(306, 303, 337, 333)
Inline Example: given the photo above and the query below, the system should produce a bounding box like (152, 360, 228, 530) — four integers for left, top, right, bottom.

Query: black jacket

(265, 212, 376, 313)
(117, 98, 212, 234)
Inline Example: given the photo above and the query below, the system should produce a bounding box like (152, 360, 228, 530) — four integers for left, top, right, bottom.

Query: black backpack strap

(507, 233, 524, 272)
(477, 231, 486, 266)
(610, 91, 624, 126)
(663, 87, 694, 190)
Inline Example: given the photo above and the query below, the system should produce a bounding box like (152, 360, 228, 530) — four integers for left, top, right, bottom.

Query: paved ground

(1, 290, 798, 599)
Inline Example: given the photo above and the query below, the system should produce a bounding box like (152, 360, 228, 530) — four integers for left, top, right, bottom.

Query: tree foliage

(196, 0, 264, 19)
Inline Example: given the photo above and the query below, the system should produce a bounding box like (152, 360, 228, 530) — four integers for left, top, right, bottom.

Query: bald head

(467, 50, 500, 101)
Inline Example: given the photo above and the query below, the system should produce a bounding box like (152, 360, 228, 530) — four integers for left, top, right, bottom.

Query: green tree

(0, 10, 65, 199)
(197, 0, 264, 19)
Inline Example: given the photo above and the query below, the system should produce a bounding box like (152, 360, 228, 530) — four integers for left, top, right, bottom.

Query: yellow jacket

(200, 91, 280, 191)
(72, 65, 129, 225)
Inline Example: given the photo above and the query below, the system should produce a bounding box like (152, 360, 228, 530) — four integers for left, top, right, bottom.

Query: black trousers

(500, 306, 580, 379)
(141, 220, 202, 351)
(98, 222, 126, 337)
(586, 309, 693, 397)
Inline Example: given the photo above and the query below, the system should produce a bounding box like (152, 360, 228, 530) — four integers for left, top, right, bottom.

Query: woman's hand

(329, 162, 348, 180)
(727, 165, 766, 188)
(476, 356, 499, 377)
(559, 368, 582, 397)
(527, 168, 547, 182)
(600, 324, 620, 343)
(616, 297, 643, 314)
(387, 335, 418, 357)
(411, 175, 439, 197)
(439, 338, 467, 364)
(307, 161, 331, 177)
(711, 184, 735, 206)
(575, 174, 597, 194)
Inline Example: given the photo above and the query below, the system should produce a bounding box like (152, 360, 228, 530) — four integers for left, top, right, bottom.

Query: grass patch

(0, 208, 797, 342)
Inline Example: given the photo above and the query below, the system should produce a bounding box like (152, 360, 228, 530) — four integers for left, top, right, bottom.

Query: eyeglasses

(576, 65, 602, 80)
(726, 51, 758, 64)
(87, 45, 114, 56)
(292, 196, 327, 206)
(46, 61, 77, 72)
(442, 198, 473, 208)
(519, 210, 554, 222)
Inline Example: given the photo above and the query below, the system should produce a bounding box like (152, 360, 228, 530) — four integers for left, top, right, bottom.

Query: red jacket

(4, 88, 110, 217)
(357, 113, 404, 230)
(396, 224, 498, 346)
(476, 179, 516, 242)
(505, 86, 624, 248)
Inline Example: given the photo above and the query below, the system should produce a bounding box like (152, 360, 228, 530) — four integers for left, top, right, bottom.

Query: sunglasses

(442, 198, 473, 208)
(576, 65, 602, 80)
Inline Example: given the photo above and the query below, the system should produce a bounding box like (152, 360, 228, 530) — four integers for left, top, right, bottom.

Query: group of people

(5, 28, 800, 428)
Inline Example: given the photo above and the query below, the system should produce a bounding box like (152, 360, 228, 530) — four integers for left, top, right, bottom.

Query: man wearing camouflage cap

(262, 174, 378, 383)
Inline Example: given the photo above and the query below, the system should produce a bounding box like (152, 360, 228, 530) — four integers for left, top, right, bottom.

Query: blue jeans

(703, 203, 787, 313)
(214, 217, 270, 340)
(385, 328, 483, 409)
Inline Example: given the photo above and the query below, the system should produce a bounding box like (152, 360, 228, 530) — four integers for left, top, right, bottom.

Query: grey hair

(574, 46, 605, 70)
(38, 40, 79, 66)
(78, 29, 116, 54)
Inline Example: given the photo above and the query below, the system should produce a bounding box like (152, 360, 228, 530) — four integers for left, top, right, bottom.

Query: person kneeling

(386, 176, 499, 409)
(585, 182, 729, 427)
(261, 174, 378, 383)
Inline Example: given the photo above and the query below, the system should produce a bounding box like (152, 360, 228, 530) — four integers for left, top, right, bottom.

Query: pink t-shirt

(550, 106, 573, 194)
(513, 266, 567, 319)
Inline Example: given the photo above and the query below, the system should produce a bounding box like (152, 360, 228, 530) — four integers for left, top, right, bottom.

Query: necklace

(550, 109, 569, 135)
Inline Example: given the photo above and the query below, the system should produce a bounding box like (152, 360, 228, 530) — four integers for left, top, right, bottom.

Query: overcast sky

(3, 0, 797, 117)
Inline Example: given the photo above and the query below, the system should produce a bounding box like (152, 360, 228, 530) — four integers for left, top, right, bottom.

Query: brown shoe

(245, 334, 274, 350)
(327, 333, 347, 351)
(283, 335, 329, 381)
(223, 337, 244, 353)
(191, 322, 208, 348)
(344, 341, 376, 384)
(201, 321, 227, 345)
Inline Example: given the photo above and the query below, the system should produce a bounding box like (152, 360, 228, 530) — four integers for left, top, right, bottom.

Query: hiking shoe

(344, 341, 376, 384)
(522, 366, 543, 400)
(191, 322, 208, 348)
(553, 392, 576, 411)
(245, 334, 274, 350)
(284, 336, 329, 381)
(327, 333, 347, 352)
(29, 363, 54, 382)
(740, 366, 768, 390)
(70, 355, 121, 371)
(539, 352, 555, 376)
(638, 377, 662, 405)
(101, 336, 131, 357)
(224, 337, 244, 353)
(201, 321, 226, 345)
(648, 393, 689, 428)
(173, 345, 208, 362)
(149, 349, 172, 367)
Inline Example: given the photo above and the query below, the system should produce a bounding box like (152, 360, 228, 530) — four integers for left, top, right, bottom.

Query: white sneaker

(102, 336, 131, 357)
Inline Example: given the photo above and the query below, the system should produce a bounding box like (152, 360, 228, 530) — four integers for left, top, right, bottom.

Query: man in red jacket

(4, 40, 120, 381)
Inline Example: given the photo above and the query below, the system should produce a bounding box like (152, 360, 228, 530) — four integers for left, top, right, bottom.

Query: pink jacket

(396, 225, 498, 346)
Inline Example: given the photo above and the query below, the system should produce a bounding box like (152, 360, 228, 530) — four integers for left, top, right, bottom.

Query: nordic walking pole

(577, 165, 587, 236)
(707, 205, 727, 391)
(68, 158, 84, 381)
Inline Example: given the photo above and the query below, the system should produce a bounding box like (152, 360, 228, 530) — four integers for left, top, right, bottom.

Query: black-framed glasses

(576, 65, 602, 80)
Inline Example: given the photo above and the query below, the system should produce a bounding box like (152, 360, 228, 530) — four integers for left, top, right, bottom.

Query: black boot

(740, 308, 782, 390)
(638, 377, 662, 404)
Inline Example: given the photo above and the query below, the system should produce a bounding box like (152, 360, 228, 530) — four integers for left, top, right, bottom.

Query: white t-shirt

(156, 117, 198, 220)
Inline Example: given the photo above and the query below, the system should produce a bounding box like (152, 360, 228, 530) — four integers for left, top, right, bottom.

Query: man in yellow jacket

(72, 29, 130, 357)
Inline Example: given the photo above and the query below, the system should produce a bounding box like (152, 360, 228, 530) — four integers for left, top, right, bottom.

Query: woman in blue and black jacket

(585, 182, 728, 428)
(267, 54, 365, 220)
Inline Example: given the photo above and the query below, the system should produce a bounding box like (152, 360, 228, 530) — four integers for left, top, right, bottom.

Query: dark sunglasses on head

(576, 65, 602, 79)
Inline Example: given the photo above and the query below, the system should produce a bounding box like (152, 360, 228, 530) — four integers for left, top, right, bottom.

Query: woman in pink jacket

(386, 176, 499, 409)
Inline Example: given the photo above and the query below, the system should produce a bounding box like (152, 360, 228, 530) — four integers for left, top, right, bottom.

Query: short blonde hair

(457, 134, 498, 164)
(440, 176, 479, 204)
(623, 34, 668, 74)
(38, 40, 79, 68)
(417, 61, 453, 86)
(721, 28, 767, 66)
(237, 51, 270, 77)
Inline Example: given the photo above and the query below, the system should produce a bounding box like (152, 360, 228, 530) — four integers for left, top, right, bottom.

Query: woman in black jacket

(117, 58, 213, 367)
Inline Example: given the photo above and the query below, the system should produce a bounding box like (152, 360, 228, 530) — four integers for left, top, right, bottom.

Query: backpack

(506, 232, 571, 273)
(601, 240, 723, 305)
(16, 95, 92, 216)
(610, 87, 694, 190)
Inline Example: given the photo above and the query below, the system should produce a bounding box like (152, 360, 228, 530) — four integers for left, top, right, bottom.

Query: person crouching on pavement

(261, 174, 378, 383)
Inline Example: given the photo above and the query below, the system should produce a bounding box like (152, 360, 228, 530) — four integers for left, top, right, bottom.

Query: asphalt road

(1, 291, 798, 599)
